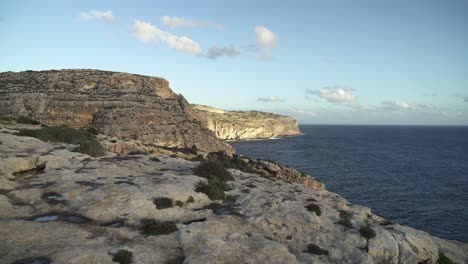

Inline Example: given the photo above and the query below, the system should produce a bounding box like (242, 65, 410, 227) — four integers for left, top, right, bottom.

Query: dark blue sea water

(230, 125, 468, 242)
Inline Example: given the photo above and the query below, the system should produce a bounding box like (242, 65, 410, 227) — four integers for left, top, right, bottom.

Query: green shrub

(186, 196, 195, 203)
(175, 200, 184, 207)
(153, 197, 173, 209)
(86, 127, 99, 135)
(16, 116, 40, 125)
(304, 243, 329, 255)
(128, 150, 147, 155)
(140, 219, 178, 236)
(360, 223, 376, 240)
(338, 210, 353, 230)
(306, 203, 322, 216)
(193, 160, 232, 181)
(15, 126, 106, 157)
(150, 156, 161, 162)
(195, 179, 226, 200)
(112, 250, 133, 264)
(72, 140, 106, 157)
(437, 253, 455, 264)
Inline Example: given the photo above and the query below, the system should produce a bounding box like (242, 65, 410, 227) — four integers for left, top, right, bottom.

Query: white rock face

(0, 123, 467, 264)
(191, 104, 301, 140)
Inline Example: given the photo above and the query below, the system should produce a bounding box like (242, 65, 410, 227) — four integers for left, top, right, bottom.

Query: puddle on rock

(30, 213, 91, 224)
(100, 219, 125, 228)
(41, 192, 65, 205)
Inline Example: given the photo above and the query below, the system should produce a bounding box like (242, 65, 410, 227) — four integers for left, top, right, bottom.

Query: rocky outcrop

(191, 104, 301, 140)
(0, 69, 233, 153)
(1, 122, 467, 264)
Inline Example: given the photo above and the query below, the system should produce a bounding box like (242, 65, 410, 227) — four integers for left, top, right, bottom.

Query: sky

(1, 0, 467, 125)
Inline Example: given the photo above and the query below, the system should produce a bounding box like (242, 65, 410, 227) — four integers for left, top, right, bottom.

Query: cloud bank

(161, 16, 224, 30)
(306, 86, 356, 103)
(80, 10, 115, 22)
(134, 20, 202, 55)
(207, 45, 240, 59)
(381, 100, 415, 111)
(258, 96, 285, 102)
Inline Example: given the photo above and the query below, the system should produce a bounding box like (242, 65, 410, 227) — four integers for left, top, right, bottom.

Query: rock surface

(1, 122, 467, 264)
(0, 69, 233, 153)
(191, 104, 301, 140)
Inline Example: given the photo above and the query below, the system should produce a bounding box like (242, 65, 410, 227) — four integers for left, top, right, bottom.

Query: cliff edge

(192, 104, 301, 140)
(0, 69, 233, 153)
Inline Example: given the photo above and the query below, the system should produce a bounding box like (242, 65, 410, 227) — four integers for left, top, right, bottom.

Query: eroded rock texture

(0, 69, 233, 153)
(192, 104, 301, 140)
(1, 122, 467, 264)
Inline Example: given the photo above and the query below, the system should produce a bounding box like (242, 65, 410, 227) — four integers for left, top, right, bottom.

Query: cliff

(1, 122, 466, 264)
(191, 104, 301, 140)
(0, 69, 233, 153)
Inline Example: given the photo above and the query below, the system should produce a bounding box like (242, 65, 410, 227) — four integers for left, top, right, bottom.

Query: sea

(230, 125, 468, 242)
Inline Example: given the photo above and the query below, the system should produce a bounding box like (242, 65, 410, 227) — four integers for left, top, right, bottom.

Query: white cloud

(306, 86, 356, 103)
(161, 16, 224, 30)
(79, 10, 115, 22)
(207, 45, 240, 59)
(134, 20, 202, 55)
(258, 96, 285, 102)
(254, 26, 278, 59)
(381, 100, 415, 111)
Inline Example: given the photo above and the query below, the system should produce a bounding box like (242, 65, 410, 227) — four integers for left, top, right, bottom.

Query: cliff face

(0, 69, 233, 153)
(192, 104, 301, 140)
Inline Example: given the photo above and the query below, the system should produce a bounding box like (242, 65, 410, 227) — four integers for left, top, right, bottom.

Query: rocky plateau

(0, 121, 467, 264)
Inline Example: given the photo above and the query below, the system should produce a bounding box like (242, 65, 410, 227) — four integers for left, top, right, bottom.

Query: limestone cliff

(1, 122, 466, 264)
(0, 69, 233, 153)
(192, 104, 301, 140)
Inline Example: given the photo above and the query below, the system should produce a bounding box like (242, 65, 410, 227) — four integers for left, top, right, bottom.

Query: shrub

(15, 126, 106, 157)
(72, 140, 106, 157)
(86, 127, 99, 135)
(153, 197, 173, 209)
(175, 200, 184, 207)
(195, 179, 226, 200)
(338, 210, 353, 230)
(186, 196, 195, 203)
(112, 250, 133, 264)
(193, 160, 232, 181)
(304, 243, 329, 255)
(437, 253, 455, 264)
(360, 223, 376, 240)
(128, 150, 147, 155)
(16, 116, 40, 125)
(306, 203, 322, 216)
(150, 156, 161, 162)
(140, 219, 178, 236)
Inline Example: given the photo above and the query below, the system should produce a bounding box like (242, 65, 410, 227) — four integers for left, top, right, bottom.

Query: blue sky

(1, 0, 467, 125)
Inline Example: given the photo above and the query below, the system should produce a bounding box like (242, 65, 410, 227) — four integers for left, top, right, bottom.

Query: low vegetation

(359, 222, 376, 240)
(112, 250, 133, 264)
(306, 203, 322, 216)
(140, 219, 178, 236)
(16, 116, 40, 125)
(15, 126, 106, 157)
(153, 197, 173, 209)
(437, 253, 455, 264)
(338, 210, 354, 230)
(186, 196, 195, 203)
(304, 243, 329, 255)
(193, 158, 233, 200)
